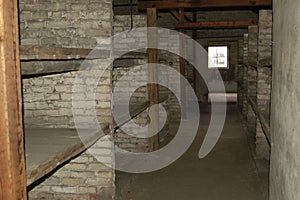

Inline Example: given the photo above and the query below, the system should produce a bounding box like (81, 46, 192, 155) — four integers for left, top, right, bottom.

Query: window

(208, 46, 229, 69)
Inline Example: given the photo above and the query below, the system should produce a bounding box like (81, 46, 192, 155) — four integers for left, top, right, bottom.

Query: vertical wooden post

(147, 7, 159, 151)
(0, 0, 27, 199)
(179, 8, 186, 117)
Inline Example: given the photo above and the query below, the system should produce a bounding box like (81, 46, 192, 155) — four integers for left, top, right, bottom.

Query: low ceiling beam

(138, 0, 272, 9)
(175, 21, 258, 29)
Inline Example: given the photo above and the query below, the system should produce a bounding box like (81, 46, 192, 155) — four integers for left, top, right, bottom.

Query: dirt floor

(116, 104, 269, 200)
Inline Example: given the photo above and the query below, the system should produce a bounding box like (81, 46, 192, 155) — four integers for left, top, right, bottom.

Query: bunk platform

(25, 126, 108, 186)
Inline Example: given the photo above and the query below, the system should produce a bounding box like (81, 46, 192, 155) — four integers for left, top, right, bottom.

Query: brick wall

(21, 0, 113, 128)
(239, 10, 272, 160)
(29, 137, 115, 200)
(237, 39, 245, 111)
(241, 34, 249, 118)
(20, 0, 116, 199)
(112, 13, 181, 153)
(23, 68, 112, 129)
(256, 10, 272, 159)
(247, 25, 258, 135)
(19, 0, 112, 47)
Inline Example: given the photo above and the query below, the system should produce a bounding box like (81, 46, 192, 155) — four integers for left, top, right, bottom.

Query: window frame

(207, 45, 230, 69)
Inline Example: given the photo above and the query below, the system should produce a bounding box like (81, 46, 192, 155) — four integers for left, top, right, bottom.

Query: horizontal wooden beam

(138, 0, 272, 9)
(20, 45, 111, 61)
(20, 46, 148, 75)
(21, 60, 82, 76)
(175, 21, 258, 29)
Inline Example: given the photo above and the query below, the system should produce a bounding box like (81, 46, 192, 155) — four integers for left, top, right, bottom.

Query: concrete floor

(116, 104, 268, 200)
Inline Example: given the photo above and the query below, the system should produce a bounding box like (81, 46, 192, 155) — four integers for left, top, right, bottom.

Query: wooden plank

(147, 7, 159, 151)
(26, 127, 109, 186)
(20, 46, 147, 75)
(20, 45, 111, 60)
(0, 0, 27, 199)
(176, 21, 258, 29)
(138, 0, 272, 9)
(21, 60, 83, 76)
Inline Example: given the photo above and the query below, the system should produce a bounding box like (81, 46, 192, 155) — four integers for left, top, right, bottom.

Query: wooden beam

(147, 7, 159, 151)
(20, 46, 148, 75)
(169, 9, 192, 22)
(20, 45, 111, 61)
(138, 0, 272, 9)
(179, 7, 185, 22)
(176, 21, 258, 29)
(21, 60, 82, 76)
(0, 0, 27, 199)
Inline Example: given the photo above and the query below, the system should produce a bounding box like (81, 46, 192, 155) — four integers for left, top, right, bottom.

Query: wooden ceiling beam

(138, 0, 272, 9)
(175, 21, 258, 29)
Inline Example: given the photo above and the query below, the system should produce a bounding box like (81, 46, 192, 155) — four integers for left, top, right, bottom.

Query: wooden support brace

(0, 0, 27, 198)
